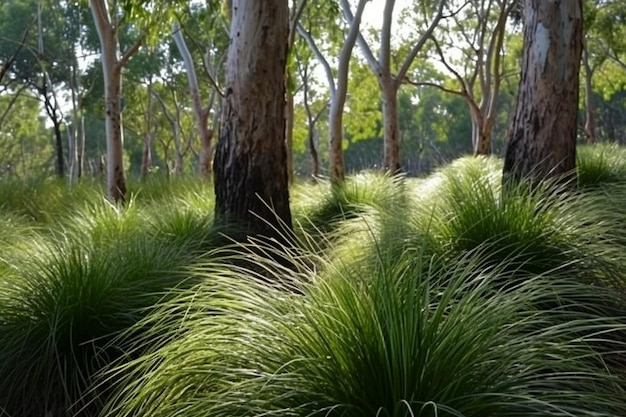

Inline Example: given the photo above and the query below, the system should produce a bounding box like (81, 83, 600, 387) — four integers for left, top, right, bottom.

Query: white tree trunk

(89, 0, 142, 202)
(172, 23, 214, 177)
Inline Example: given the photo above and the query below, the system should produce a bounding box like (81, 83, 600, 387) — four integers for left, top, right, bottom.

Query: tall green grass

(2, 149, 626, 417)
(0, 178, 223, 417)
(100, 237, 626, 417)
(411, 156, 626, 288)
(0, 176, 103, 223)
(577, 143, 626, 188)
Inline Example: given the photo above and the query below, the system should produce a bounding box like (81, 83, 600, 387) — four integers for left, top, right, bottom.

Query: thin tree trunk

(89, 0, 142, 203)
(582, 38, 596, 144)
(78, 115, 85, 178)
(381, 80, 400, 172)
(172, 22, 214, 178)
(141, 81, 153, 179)
(503, 0, 583, 183)
(285, 90, 295, 184)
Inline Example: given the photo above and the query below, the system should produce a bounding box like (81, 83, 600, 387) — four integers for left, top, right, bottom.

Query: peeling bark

(214, 0, 292, 238)
(503, 0, 583, 183)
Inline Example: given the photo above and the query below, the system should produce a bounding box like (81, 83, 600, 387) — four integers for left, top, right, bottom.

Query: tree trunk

(308, 130, 320, 179)
(78, 115, 85, 178)
(89, 0, 141, 203)
(102, 55, 126, 201)
(172, 23, 214, 178)
(52, 116, 64, 178)
(328, 99, 346, 183)
(285, 90, 295, 184)
(582, 39, 596, 144)
(141, 132, 152, 179)
(214, 0, 292, 239)
(503, 0, 583, 184)
(470, 104, 489, 155)
(381, 78, 401, 172)
(141, 81, 153, 179)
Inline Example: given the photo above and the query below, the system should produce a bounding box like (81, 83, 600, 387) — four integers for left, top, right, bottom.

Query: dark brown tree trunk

(503, 0, 583, 184)
(214, 0, 292, 239)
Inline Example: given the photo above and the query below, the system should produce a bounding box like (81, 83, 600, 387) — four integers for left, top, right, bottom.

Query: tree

(418, 0, 516, 155)
(297, 0, 369, 183)
(172, 1, 229, 178)
(213, 0, 292, 239)
(503, 0, 583, 183)
(89, 0, 145, 202)
(342, 0, 445, 171)
(0, 0, 76, 178)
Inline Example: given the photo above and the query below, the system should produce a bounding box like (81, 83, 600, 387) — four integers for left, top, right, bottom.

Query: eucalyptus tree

(88, 0, 147, 201)
(503, 0, 583, 183)
(87, 0, 195, 200)
(0, 0, 77, 178)
(293, 43, 329, 179)
(297, 0, 369, 183)
(172, 1, 230, 178)
(341, 0, 446, 172)
(581, 0, 626, 144)
(214, 0, 293, 238)
(416, 0, 517, 155)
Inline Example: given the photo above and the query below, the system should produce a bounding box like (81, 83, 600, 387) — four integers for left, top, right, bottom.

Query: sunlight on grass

(1, 151, 626, 416)
(100, 236, 626, 417)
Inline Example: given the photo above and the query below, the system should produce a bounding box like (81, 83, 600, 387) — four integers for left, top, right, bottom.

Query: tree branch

(396, 0, 447, 86)
(340, 0, 378, 73)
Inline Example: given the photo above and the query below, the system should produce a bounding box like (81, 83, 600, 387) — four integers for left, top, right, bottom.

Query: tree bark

(503, 0, 583, 184)
(214, 0, 292, 239)
(381, 79, 400, 172)
(582, 38, 596, 144)
(89, 0, 142, 203)
(285, 90, 295, 184)
(172, 22, 214, 178)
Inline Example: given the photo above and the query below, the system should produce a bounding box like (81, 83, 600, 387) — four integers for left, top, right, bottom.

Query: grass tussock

(101, 239, 626, 417)
(577, 142, 626, 188)
(0, 177, 225, 417)
(1, 148, 626, 416)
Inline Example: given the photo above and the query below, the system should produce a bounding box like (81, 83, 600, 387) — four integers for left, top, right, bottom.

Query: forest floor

(1, 143, 626, 417)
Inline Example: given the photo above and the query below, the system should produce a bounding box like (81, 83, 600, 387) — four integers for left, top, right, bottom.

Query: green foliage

(0, 176, 225, 417)
(414, 156, 626, 287)
(291, 171, 407, 241)
(0, 92, 53, 178)
(3, 149, 626, 416)
(577, 142, 626, 187)
(101, 232, 626, 417)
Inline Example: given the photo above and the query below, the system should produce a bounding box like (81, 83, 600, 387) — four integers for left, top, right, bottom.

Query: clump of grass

(0, 183, 223, 417)
(577, 142, 626, 188)
(0, 176, 102, 223)
(412, 156, 626, 287)
(292, 171, 408, 244)
(100, 237, 626, 417)
(126, 174, 211, 204)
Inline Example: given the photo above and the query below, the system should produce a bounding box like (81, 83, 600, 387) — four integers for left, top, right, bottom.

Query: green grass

(577, 142, 626, 188)
(410, 156, 626, 288)
(0, 178, 225, 417)
(100, 238, 626, 417)
(1, 149, 626, 417)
